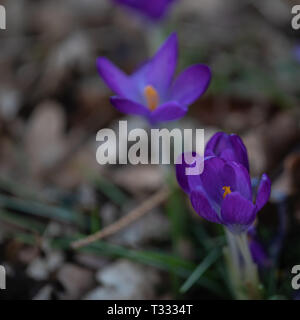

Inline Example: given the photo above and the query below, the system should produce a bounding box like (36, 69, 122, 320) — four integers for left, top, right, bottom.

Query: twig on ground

(71, 186, 170, 249)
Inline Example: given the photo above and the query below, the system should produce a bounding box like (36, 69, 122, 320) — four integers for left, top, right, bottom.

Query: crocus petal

(141, 0, 176, 20)
(188, 157, 252, 209)
(175, 152, 203, 194)
(110, 97, 150, 117)
(149, 101, 187, 123)
(113, 0, 176, 21)
(229, 134, 249, 171)
(229, 162, 252, 201)
(171, 64, 211, 107)
(190, 188, 222, 224)
(176, 152, 198, 194)
(219, 148, 236, 163)
(196, 157, 228, 207)
(221, 192, 257, 234)
(205, 132, 224, 158)
(255, 174, 271, 212)
(220, 161, 252, 202)
(130, 61, 151, 93)
(205, 132, 249, 171)
(97, 57, 138, 100)
(145, 33, 178, 91)
(176, 155, 190, 194)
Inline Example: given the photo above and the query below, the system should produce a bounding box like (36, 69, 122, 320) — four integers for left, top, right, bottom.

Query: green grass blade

(0, 209, 46, 233)
(94, 177, 129, 206)
(180, 248, 221, 293)
(0, 194, 84, 227)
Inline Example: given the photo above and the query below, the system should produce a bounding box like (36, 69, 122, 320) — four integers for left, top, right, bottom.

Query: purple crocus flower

(97, 33, 211, 124)
(176, 156, 271, 234)
(112, 0, 177, 21)
(205, 132, 249, 172)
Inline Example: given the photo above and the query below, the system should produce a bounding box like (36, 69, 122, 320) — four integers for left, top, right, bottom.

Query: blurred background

(0, 0, 300, 300)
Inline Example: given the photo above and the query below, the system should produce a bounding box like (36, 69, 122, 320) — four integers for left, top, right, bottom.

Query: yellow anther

(144, 85, 159, 111)
(222, 186, 232, 199)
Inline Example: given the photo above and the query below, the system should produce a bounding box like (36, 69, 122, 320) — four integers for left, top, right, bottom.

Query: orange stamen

(144, 85, 159, 111)
(222, 186, 232, 199)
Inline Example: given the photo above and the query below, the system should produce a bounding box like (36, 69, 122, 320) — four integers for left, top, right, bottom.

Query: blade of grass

(166, 185, 188, 296)
(64, 237, 195, 277)
(0, 209, 46, 233)
(0, 194, 85, 227)
(167, 188, 187, 247)
(90, 207, 101, 234)
(0, 178, 41, 201)
(180, 248, 221, 294)
(16, 233, 195, 276)
(94, 177, 129, 206)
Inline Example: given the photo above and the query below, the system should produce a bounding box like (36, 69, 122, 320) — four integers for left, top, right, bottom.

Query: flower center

(222, 186, 232, 199)
(144, 85, 159, 111)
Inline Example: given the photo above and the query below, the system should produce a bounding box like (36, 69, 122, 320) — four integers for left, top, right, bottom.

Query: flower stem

(236, 233, 261, 299)
(224, 230, 243, 298)
(224, 229, 262, 300)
